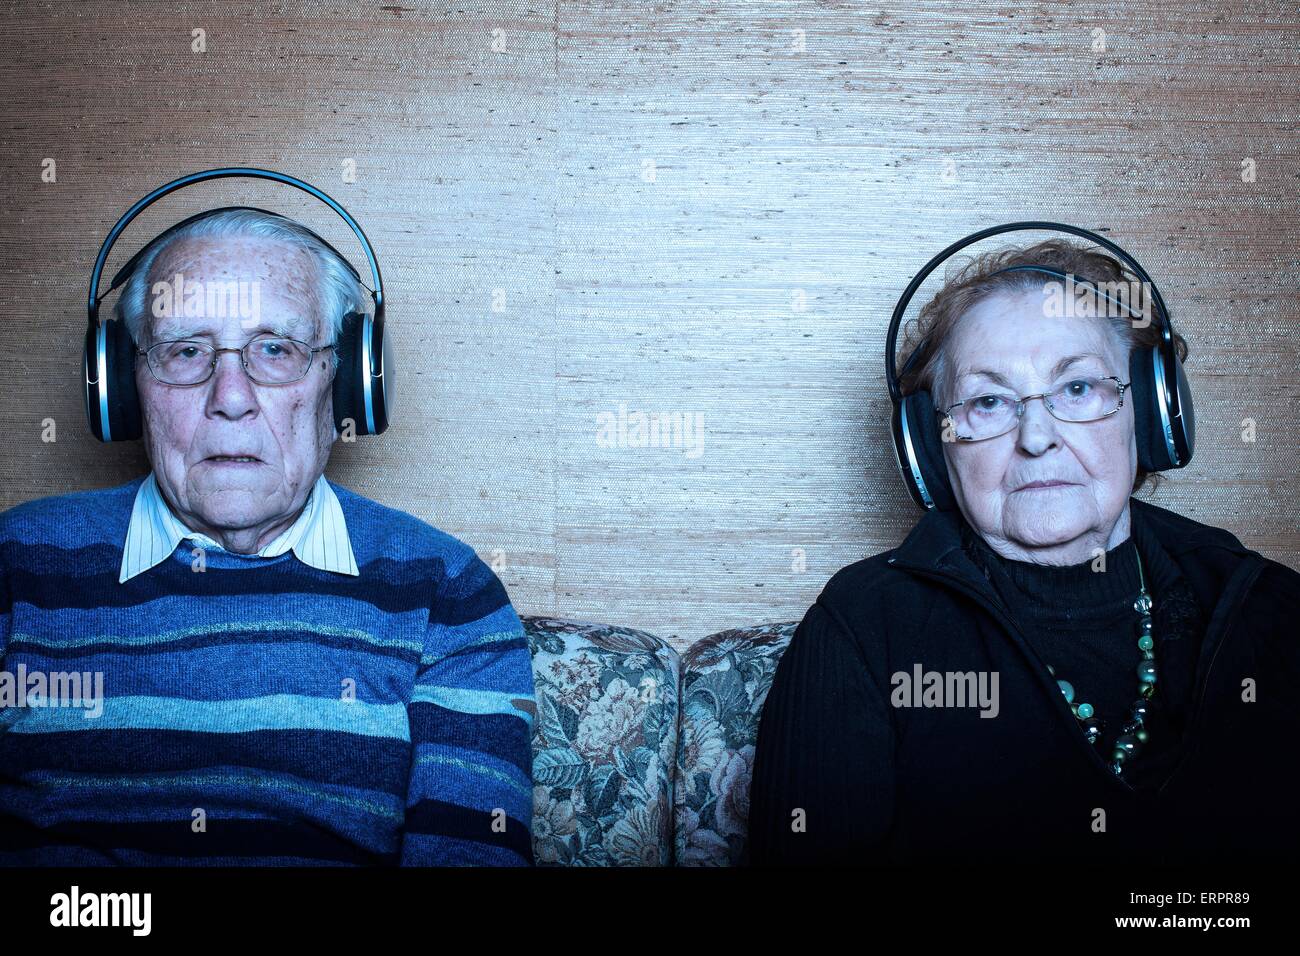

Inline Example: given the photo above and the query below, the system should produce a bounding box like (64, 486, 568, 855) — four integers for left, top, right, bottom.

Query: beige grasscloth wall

(1, 1, 1296, 649)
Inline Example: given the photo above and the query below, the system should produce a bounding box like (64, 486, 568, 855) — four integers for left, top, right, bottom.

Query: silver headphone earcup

(891, 390, 955, 511)
(83, 325, 108, 442)
(1168, 352, 1195, 466)
(1131, 345, 1193, 472)
(367, 311, 392, 435)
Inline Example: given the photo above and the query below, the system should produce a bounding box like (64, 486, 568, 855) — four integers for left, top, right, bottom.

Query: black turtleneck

(962, 518, 1206, 790)
(749, 497, 1300, 864)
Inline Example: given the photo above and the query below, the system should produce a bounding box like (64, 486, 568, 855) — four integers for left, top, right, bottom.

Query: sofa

(524, 615, 798, 866)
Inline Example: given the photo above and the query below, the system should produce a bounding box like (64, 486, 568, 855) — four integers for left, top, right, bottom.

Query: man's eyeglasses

(938, 376, 1131, 442)
(137, 334, 335, 386)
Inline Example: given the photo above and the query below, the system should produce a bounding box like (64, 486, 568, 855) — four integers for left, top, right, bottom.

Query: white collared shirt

(119, 471, 360, 583)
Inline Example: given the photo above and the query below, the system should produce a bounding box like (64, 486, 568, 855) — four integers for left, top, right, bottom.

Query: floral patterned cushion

(524, 616, 680, 866)
(673, 622, 798, 866)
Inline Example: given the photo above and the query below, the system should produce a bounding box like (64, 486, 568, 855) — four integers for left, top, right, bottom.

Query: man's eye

(254, 340, 289, 358)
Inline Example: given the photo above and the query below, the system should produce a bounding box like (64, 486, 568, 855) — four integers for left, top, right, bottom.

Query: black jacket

(748, 498, 1300, 864)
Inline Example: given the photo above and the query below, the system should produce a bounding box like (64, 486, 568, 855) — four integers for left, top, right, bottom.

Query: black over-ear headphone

(85, 167, 392, 442)
(886, 221, 1195, 511)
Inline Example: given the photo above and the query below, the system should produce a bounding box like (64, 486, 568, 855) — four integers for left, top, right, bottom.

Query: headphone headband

(87, 167, 384, 330)
(83, 168, 393, 444)
(883, 221, 1174, 402)
(884, 221, 1194, 511)
(106, 205, 365, 294)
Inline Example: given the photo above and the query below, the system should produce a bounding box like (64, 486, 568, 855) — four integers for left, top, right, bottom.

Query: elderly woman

(749, 234, 1300, 864)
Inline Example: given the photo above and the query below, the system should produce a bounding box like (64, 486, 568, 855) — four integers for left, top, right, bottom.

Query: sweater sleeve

(748, 598, 896, 864)
(399, 549, 536, 866)
(1253, 562, 1300, 719)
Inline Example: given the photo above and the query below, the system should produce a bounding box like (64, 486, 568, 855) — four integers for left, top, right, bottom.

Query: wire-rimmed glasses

(938, 376, 1131, 442)
(137, 334, 335, 386)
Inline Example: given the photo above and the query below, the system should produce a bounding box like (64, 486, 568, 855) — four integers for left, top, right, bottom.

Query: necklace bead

(1049, 552, 1154, 778)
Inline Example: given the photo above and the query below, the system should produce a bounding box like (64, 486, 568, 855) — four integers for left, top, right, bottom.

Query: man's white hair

(114, 208, 368, 373)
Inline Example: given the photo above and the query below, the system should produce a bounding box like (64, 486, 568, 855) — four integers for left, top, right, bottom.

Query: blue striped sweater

(0, 475, 536, 866)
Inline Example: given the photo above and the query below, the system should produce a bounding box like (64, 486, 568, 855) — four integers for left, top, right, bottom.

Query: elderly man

(0, 206, 536, 865)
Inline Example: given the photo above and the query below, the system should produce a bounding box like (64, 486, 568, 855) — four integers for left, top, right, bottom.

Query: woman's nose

(1015, 397, 1060, 455)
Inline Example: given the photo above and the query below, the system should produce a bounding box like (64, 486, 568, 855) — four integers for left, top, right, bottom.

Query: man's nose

(205, 349, 259, 419)
(1015, 396, 1060, 456)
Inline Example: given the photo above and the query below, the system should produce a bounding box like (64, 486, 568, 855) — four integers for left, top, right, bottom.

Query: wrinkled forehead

(947, 288, 1129, 381)
(144, 235, 323, 343)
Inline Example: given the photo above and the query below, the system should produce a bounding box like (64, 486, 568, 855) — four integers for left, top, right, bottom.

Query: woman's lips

(1013, 479, 1078, 492)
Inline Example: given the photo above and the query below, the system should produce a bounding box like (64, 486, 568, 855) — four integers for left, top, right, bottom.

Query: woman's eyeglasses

(938, 376, 1130, 442)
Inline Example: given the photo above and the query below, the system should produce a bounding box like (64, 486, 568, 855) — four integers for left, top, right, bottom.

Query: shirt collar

(119, 471, 359, 583)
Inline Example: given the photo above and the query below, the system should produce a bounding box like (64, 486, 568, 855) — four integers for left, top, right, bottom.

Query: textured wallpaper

(1, 1, 1296, 647)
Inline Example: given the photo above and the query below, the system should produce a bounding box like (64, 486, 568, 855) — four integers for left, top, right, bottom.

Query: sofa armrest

(524, 615, 680, 866)
(674, 622, 799, 866)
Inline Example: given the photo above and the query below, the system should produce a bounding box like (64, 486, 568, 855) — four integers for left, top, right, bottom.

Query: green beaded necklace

(1047, 549, 1155, 777)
